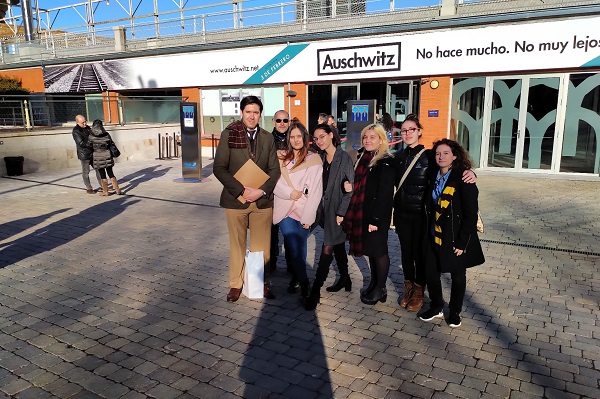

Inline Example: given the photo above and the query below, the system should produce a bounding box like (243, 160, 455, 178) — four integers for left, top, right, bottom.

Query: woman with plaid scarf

(343, 124, 396, 305)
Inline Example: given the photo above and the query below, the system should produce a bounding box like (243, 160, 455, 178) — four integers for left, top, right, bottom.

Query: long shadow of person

(118, 166, 173, 191)
(238, 299, 333, 398)
(0, 208, 70, 242)
(0, 198, 140, 269)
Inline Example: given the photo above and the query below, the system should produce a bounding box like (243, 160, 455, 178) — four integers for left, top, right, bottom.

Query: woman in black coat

(89, 120, 123, 196)
(305, 124, 354, 310)
(343, 124, 395, 305)
(393, 114, 476, 312)
(419, 139, 485, 328)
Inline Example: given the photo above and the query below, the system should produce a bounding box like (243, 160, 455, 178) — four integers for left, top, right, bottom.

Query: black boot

(327, 244, 352, 292)
(326, 273, 351, 292)
(360, 262, 377, 299)
(300, 280, 310, 301)
(305, 283, 321, 310)
(361, 287, 387, 305)
(305, 252, 332, 310)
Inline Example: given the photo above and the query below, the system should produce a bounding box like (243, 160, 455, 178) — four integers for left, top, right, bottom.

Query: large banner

(44, 15, 600, 92)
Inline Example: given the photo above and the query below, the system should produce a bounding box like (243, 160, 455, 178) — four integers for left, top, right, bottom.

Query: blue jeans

(278, 217, 310, 283)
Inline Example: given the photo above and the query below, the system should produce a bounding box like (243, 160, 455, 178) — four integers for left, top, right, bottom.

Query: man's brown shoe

(264, 284, 276, 299)
(86, 188, 95, 194)
(226, 288, 242, 302)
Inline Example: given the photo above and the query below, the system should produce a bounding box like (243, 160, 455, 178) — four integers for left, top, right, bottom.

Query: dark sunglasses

(275, 118, 289, 123)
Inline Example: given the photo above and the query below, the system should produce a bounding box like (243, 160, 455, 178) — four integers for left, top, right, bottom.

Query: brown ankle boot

(399, 280, 413, 308)
(98, 179, 109, 196)
(110, 177, 123, 195)
(406, 283, 424, 312)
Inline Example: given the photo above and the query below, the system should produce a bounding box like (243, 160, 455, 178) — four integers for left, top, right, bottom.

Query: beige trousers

(225, 203, 272, 289)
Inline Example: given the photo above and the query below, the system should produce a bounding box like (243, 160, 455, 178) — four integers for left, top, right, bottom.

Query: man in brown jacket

(213, 96, 281, 302)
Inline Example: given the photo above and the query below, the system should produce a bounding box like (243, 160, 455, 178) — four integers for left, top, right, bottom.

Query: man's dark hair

(240, 96, 263, 113)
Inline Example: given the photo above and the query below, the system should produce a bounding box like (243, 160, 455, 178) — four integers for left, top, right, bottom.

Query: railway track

(70, 64, 108, 92)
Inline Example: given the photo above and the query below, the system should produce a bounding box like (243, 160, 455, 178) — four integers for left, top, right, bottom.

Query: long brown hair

(432, 138, 473, 170)
(279, 121, 313, 169)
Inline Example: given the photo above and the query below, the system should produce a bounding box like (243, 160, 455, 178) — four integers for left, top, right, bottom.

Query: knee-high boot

(326, 244, 352, 292)
(110, 177, 123, 195)
(98, 179, 109, 196)
(305, 253, 333, 310)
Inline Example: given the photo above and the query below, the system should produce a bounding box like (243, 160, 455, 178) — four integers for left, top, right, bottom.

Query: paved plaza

(0, 158, 599, 399)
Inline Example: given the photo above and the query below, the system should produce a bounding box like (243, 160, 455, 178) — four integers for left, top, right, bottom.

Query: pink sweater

(273, 151, 323, 225)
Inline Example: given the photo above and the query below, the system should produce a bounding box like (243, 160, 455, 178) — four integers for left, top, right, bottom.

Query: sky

(15, 0, 447, 34)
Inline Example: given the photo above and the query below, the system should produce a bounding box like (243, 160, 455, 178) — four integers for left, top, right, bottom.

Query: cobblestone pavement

(1, 159, 599, 399)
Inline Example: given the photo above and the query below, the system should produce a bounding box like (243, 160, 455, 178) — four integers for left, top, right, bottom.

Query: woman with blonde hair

(343, 124, 395, 305)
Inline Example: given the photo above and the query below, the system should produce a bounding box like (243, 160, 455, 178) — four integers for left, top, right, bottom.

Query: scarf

(271, 127, 287, 151)
(433, 170, 456, 247)
(227, 120, 259, 159)
(343, 151, 373, 257)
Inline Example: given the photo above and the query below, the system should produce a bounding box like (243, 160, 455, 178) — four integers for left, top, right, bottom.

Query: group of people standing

(214, 95, 485, 328)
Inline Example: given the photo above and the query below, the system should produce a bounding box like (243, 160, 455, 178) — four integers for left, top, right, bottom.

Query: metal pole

(211, 134, 215, 160)
(20, 0, 36, 42)
(158, 133, 162, 159)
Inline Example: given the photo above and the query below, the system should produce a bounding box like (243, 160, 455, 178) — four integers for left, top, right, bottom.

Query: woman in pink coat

(273, 121, 323, 302)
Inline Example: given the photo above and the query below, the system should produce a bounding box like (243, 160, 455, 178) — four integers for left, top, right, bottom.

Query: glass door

(332, 84, 358, 138)
(484, 76, 561, 171)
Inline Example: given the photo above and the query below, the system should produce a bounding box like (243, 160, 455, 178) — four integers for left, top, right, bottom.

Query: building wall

(286, 83, 308, 124)
(0, 67, 45, 93)
(0, 123, 196, 176)
(419, 76, 451, 148)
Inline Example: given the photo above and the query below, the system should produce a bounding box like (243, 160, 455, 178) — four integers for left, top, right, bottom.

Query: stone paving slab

(0, 160, 599, 398)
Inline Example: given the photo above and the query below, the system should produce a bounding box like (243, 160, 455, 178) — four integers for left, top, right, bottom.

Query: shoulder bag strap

(395, 148, 425, 195)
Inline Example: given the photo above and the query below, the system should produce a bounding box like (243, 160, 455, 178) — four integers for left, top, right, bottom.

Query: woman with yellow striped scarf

(419, 139, 485, 328)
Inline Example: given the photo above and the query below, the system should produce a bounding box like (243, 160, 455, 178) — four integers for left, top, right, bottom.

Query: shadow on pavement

(119, 165, 173, 191)
(0, 208, 70, 242)
(0, 198, 140, 269)
(0, 173, 81, 195)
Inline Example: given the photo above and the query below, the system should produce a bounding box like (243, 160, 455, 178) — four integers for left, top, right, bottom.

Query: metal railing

(0, 94, 184, 130)
(1, 0, 596, 65)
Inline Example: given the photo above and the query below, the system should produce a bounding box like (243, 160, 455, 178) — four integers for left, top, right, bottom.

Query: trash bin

(4, 156, 25, 176)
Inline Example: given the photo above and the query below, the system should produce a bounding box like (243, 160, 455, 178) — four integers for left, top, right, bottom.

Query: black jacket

(424, 167, 485, 272)
(360, 151, 395, 257)
(393, 145, 430, 219)
(72, 124, 93, 161)
(271, 128, 287, 151)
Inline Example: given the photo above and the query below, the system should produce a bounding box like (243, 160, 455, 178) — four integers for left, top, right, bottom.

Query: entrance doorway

(332, 83, 358, 137)
(482, 75, 562, 171)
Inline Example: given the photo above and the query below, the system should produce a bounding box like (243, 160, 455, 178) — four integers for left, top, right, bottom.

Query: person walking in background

(343, 124, 395, 305)
(72, 115, 102, 194)
(88, 120, 123, 196)
(380, 112, 400, 150)
(419, 139, 485, 328)
(269, 110, 291, 274)
(213, 96, 280, 302)
(394, 114, 476, 312)
(317, 113, 329, 125)
(273, 121, 323, 303)
(305, 123, 354, 311)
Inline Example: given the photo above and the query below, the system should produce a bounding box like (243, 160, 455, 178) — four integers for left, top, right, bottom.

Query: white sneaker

(418, 309, 443, 322)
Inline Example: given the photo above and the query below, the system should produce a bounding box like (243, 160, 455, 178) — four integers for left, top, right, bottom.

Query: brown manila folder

(233, 159, 270, 204)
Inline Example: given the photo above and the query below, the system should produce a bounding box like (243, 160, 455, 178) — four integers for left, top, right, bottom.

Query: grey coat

(321, 146, 354, 246)
(88, 126, 114, 170)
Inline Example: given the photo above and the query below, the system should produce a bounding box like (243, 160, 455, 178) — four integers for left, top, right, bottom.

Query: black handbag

(109, 141, 121, 158)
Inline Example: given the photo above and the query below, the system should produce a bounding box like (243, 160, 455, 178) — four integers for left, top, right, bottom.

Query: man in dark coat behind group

(72, 115, 102, 194)
(269, 109, 290, 273)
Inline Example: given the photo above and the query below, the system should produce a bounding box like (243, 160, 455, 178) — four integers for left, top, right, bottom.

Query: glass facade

(451, 72, 600, 175)
(201, 86, 284, 135)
